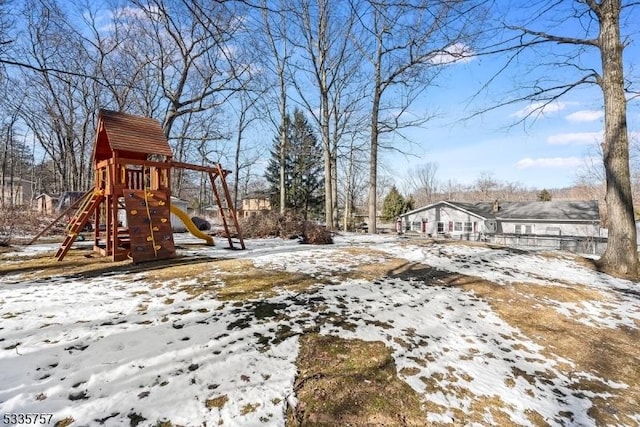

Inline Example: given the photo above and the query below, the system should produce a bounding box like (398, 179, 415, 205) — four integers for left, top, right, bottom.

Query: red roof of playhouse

(93, 109, 173, 163)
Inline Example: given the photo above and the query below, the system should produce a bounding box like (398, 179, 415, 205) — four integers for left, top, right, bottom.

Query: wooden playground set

(30, 109, 245, 264)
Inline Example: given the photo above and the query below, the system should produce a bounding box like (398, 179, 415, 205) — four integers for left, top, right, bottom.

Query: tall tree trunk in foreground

(597, 0, 638, 276)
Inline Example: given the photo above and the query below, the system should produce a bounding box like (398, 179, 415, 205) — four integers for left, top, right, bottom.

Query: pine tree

(537, 189, 552, 202)
(265, 109, 324, 218)
(381, 186, 411, 221)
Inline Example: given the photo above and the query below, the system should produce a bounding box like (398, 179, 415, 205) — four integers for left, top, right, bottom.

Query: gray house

(399, 200, 601, 239)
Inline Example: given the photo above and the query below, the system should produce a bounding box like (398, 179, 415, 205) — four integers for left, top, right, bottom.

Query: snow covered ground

(1, 233, 639, 426)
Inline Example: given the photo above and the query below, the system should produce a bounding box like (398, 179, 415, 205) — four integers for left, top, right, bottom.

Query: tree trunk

(279, 67, 287, 214)
(322, 94, 332, 229)
(343, 141, 354, 231)
(331, 140, 338, 229)
(368, 89, 380, 234)
(234, 115, 243, 210)
(597, 0, 638, 276)
(368, 33, 383, 234)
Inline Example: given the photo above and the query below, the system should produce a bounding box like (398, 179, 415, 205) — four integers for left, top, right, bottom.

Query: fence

(487, 234, 607, 255)
(405, 231, 608, 256)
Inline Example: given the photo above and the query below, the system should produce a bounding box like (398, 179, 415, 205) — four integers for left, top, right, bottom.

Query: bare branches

(506, 25, 599, 47)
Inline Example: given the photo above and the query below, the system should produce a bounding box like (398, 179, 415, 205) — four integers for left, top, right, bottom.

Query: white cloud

(429, 43, 474, 65)
(565, 110, 604, 123)
(515, 157, 584, 169)
(511, 102, 567, 119)
(547, 132, 602, 145)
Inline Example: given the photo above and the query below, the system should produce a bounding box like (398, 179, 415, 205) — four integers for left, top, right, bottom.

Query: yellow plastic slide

(169, 204, 214, 246)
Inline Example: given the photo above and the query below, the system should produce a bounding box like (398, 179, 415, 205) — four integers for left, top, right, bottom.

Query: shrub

(240, 211, 332, 245)
(300, 222, 333, 245)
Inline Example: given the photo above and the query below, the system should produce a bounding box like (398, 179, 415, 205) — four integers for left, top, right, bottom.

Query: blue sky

(383, 2, 640, 191)
(387, 80, 630, 190)
(19, 0, 637, 192)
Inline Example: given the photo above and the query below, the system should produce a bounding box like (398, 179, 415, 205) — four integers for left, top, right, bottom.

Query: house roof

(93, 109, 173, 162)
(243, 191, 270, 200)
(489, 200, 599, 221)
(401, 200, 600, 222)
(35, 193, 59, 199)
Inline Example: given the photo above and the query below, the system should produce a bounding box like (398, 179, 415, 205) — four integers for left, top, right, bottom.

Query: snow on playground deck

(1, 233, 639, 426)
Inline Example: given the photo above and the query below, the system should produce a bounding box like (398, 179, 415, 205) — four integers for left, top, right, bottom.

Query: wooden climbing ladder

(55, 189, 104, 261)
(209, 163, 245, 250)
(123, 188, 176, 263)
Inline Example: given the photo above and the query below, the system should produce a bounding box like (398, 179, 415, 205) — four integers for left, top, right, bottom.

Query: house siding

(242, 197, 271, 218)
(401, 204, 484, 236)
(400, 200, 601, 240)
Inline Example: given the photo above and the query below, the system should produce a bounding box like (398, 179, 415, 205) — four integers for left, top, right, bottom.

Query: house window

(437, 222, 445, 233)
(454, 222, 462, 232)
(516, 224, 533, 234)
(464, 222, 473, 233)
(412, 221, 421, 231)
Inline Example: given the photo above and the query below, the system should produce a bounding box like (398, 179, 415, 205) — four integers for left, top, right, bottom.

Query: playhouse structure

(47, 109, 244, 263)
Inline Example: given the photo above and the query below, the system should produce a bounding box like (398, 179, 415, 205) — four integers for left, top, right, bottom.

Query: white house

(399, 200, 601, 239)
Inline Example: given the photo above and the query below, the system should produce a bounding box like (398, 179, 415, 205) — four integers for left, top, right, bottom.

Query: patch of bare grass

(205, 394, 229, 409)
(0, 250, 130, 280)
(289, 334, 426, 426)
(388, 262, 640, 425)
(53, 417, 74, 427)
(240, 403, 260, 415)
(332, 247, 412, 281)
(459, 279, 640, 425)
(145, 258, 321, 301)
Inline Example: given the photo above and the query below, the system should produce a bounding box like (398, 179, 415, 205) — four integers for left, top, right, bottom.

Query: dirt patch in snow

(144, 258, 322, 300)
(0, 250, 130, 279)
(289, 334, 425, 426)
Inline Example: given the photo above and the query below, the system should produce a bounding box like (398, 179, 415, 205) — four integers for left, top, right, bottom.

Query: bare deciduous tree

(404, 162, 439, 206)
(288, 0, 362, 230)
(14, 0, 96, 191)
(478, 0, 639, 276)
(130, 0, 248, 138)
(258, 0, 291, 213)
(352, 0, 485, 233)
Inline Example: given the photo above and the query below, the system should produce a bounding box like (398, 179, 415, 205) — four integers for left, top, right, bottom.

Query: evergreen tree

(381, 186, 412, 221)
(537, 189, 552, 202)
(265, 109, 324, 218)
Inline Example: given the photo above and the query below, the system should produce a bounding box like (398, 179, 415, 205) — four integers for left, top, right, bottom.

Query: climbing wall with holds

(123, 190, 176, 263)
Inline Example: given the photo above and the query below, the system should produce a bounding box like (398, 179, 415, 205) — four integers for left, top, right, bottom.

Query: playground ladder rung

(56, 191, 104, 261)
